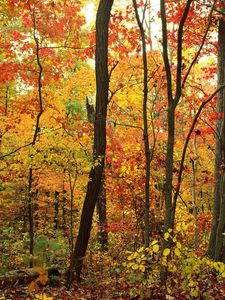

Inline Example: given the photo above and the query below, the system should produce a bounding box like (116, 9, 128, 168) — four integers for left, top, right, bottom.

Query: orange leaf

(28, 281, 39, 294)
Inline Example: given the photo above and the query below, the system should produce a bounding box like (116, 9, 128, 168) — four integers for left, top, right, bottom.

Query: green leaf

(49, 240, 61, 251)
(34, 237, 48, 254)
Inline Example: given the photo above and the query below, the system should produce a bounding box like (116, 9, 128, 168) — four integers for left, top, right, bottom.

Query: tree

(208, 2, 225, 261)
(132, 0, 151, 247)
(67, 0, 114, 284)
(159, 0, 223, 281)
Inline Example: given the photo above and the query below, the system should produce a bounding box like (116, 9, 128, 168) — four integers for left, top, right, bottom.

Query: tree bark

(133, 0, 151, 248)
(207, 15, 225, 259)
(67, 0, 114, 284)
(212, 15, 225, 261)
(96, 171, 108, 251)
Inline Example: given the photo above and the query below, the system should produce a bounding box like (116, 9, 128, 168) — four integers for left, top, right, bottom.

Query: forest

(1, 0, 225, 299)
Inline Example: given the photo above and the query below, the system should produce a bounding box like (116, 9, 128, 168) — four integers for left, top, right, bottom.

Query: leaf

(164, 232, 170, 240)
(221, 271, 225, 278)
(153, 244, 159, 253)
(174, 248, 181, 257)
(35, 293, 53, 300)
(38, 274, 48, 285)
(168, 263, 177, 272)
(176, 242, 181, 249)
(151, 240, 158, 246)
(188, 280, 196, 287)
(37, 265, 46, 275)
(162, 257, 167, 266)
(131, 264, 139, 270)
(28, 281, 39, 294)
(139, 265, 145, 272)
(163, 248, 170, 256)
(49, 240, 61, 251)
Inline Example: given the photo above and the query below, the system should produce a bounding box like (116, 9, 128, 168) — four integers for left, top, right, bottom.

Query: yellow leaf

(162, 257, 167, 266)
(153, 244, 159, 253)
(163, 248, 170, 256)
(137, 247, 144, 253)
(164, 232, 170, 240)
(174, 248, 181, 257)
(35, 293, 53, 300)
(221, 271, 225, 278)
(190, 288, 199, 298)
(131, 264, 139, 270)
(139, 265, 145, 272)
(188, 280, 196, 287)
(127, 254, 133, 261)
(168, 263, 177, 272)
(151, 240, 158, 246)
(176, 242, 181, 249)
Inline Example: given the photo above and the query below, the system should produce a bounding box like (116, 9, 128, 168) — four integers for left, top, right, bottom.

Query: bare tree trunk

(160, 0, 192, 283)
(27, 3, 44, 266)
(28, 168, 34, 266)
(87, 97, 108, 251)
(96, 172, 108, 251)
(191, 137, 198, 248)
(133, 0, 151, 248)
(208, 16, 225, 259)
(54, 191, 59, 230)
(67, 0, 114, 284)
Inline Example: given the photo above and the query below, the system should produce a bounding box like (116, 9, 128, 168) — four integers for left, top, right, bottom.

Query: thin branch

(39, 45, 95, 51)
(108, 61, 119, 80)
(172, 83, 225, 219)
(0, 142, 34, 159)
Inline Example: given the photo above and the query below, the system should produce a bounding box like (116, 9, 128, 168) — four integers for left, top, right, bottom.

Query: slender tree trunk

(208, 16, 225, 259)
(54, 191, 59, 230)
(5, 86, 9, 116)
(160, 0, 193, 283)
(27, 3, 44, 266)
(28, 168, 34, 267)
(87, 97, 108, 251)
(67, 0, 114, 284)
(163, 105, 175, 237)
(191, 138, 198, 248)
(215, 172, 225, 261)
(96, 172, 108, 251)
(133, 0, 151, 248)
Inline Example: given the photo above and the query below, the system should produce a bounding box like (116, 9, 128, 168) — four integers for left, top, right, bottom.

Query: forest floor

(1, 271, 225, 300)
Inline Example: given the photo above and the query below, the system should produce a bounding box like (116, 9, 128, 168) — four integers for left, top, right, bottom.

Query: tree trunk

(96, 172, 108, 251)
(67, 0, 114, 284)
(54, 191, 59, 230)
(133, 0, 151, 248)
(215, 172, 225, 261)
(28, 167, 34, 267)
(208, 16, 225, 259)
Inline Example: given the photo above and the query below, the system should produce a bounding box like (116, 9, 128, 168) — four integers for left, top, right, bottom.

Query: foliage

(0, 0, 225, 298)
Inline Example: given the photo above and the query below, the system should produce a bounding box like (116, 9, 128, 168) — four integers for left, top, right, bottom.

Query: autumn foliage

(1, 0, 225, 299)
